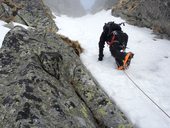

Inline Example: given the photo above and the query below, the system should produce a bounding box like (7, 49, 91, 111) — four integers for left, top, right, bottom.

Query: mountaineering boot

(117, 65, 124, 70)
(116, 60, 124, 70)
(123, 52, 134, 69)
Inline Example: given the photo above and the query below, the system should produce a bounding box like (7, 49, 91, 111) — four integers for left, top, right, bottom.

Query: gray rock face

(112, 0, 170, 37)
(0, 26, 133, 128)
(0, 26, 95, 128)
(43, 0, 86, 17)
(91, 0, 118, 14)
(0, 0, 133, 127)
(0, 0, 57, 31)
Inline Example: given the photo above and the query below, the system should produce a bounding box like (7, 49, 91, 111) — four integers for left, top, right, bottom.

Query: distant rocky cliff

(112, 0, 170, 37)
(43, 0, 86, 17)
(91, 0, 118, 14)
(0, 0, 132, 127)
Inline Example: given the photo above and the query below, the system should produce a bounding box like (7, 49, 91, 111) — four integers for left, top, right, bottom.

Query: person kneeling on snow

(98, 21, 134, 70)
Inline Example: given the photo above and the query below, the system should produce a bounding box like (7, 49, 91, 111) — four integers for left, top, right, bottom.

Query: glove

(98, 54, 104, 61)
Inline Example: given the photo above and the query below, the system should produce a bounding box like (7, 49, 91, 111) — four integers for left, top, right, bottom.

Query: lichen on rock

(0, 0, 133, 127)
(0, 0, 58, 31)
(0, 26, 97, 128)
(0, 25, 133, 128)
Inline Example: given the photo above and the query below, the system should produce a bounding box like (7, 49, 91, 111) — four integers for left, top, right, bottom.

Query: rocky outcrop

(111, 0, 170, 37)
(0, 26, 94, 128)
(43, 0, 86, 17)
(0, 26, 132, 128)
(0, 0, 57, 31)
(91, 0, 118, 14)
(0, 0, 133, 127)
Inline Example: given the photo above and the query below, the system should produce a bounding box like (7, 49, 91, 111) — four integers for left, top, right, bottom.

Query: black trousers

(109, 43, 126, 66)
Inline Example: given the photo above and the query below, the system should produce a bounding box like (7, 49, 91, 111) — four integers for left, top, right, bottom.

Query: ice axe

(118, 22, 126, 26)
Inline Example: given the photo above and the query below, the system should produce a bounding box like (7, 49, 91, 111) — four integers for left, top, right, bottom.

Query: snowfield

(0, 10, 170, 128)
(0, 20, 10, 47)
(54, 10, 170, 128)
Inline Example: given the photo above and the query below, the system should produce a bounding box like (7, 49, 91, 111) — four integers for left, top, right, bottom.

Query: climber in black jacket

(98, 21, 134, 70)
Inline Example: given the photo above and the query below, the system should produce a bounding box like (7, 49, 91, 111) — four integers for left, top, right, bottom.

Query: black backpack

(103, 21, 122, 35)
(103, 21, 128, 48)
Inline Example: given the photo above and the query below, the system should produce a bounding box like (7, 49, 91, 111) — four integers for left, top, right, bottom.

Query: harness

(106, 33, 116, 46)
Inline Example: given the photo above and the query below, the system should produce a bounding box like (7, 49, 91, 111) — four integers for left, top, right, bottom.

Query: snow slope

(54, 10, 170, 128)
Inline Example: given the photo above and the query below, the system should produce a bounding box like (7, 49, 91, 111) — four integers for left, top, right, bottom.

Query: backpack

(103, 21, 122, 35)
(103, 21, 128, 48)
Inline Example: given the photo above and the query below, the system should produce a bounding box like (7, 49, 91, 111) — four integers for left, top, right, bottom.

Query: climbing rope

(123, 70, 170, 119)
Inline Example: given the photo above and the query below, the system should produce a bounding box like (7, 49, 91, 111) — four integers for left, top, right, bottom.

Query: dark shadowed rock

(112, 0, 170, 37)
